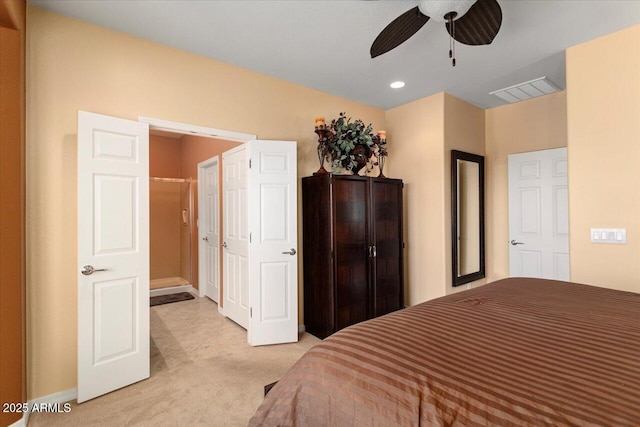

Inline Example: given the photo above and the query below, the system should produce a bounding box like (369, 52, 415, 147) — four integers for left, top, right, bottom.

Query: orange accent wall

(149, 134, 181, 178)
(0, 1, 25, 426)
(148, 133, 241, 297)
(149, 180, 183, 280)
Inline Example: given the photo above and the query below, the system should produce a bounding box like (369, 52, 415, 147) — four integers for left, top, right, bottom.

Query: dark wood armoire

(302, 174, 404, 339)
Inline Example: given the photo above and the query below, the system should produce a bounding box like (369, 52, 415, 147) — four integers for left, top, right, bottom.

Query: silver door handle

(202, 236, 209, 242)
(81, 265, 108, 276)
(510, 240, 525, 246)
(222, 241, 228, 248)
(282, 248, 296, 255)
(372, 245, 377, 258)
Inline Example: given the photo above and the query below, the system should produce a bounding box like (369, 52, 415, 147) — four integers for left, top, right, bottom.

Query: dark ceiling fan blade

(370, 6, 430, 58)
(445, 0, 502, 46)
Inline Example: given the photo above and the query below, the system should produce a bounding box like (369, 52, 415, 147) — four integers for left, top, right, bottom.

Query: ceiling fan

(370, 0, 502, 66)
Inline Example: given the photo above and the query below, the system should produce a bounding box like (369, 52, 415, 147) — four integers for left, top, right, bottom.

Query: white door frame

(508, 147, 570, 279)
(139, 116, 254, 303)
(139, 118, 298, 345)
(197, 156, 221, 307)
(139, 116, 256, 143)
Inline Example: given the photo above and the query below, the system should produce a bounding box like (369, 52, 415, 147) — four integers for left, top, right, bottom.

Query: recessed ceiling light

(390, 81, 405, 89)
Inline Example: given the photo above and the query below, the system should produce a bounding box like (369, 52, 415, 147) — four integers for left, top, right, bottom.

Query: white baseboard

(150, 285, 194, 297)
(298, 324, 305, 334)
(30, 388, 77, 406)
(8, 414, 26, 427)
(8, 388, 77, 427)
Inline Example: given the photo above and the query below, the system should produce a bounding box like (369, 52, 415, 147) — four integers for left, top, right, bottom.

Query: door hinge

(330, 250, 334, 259)
(249, 158, 252, 169)
(249, 232, 252, 243)
(250, 307, 252, 318)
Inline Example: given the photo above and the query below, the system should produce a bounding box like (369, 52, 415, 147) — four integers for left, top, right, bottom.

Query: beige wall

(386, 93, 445, 304)
(385, 93, 484, 303)
(485, 91, 568, 281)
(443, 94, 486, 294)
(26, 6, 384, 399)
(566, 24, 640, 293)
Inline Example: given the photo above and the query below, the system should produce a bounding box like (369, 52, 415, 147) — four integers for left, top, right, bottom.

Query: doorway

(77, 112, 299, 402)
(508, 147, 570, 279)
(148, 123, 244, 302)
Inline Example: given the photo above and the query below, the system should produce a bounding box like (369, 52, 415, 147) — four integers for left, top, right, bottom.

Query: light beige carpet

(29, 297, 320, 426)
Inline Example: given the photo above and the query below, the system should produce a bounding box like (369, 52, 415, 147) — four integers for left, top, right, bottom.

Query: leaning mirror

(451, 150, 485, 287)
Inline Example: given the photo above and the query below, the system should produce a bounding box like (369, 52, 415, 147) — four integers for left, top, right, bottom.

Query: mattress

(250, 278, 640, 426)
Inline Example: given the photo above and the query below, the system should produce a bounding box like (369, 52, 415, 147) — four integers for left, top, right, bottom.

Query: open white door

(198, 156, 220, 303)
(508, 147, 569, 280)
(222, 146, 250, 329)
(77, 111, 150, 403)
(247, 140, 298, 346)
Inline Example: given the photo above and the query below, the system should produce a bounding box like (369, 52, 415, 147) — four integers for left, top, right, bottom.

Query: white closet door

(508, 147, 569, 280)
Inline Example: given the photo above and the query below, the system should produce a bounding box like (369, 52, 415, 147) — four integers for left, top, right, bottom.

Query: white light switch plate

(590, 228, 626, 244)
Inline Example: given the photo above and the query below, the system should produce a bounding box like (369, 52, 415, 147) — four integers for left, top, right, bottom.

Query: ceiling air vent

(489, 76, 560, 104)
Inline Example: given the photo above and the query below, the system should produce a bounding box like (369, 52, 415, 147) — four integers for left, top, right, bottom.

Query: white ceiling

(30, 0, 640, 110)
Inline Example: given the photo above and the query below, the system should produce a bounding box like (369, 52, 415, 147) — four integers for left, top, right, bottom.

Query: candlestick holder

(377, 155, 386, 178)
(313, 127, 331, 175)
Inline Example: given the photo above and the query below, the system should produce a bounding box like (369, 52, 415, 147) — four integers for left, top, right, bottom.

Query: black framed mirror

(451, 150, 485, 287)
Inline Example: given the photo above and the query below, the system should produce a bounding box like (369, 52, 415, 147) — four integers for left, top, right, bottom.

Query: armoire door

(370, 178, 404, 317)
(332, 176, 370, 330)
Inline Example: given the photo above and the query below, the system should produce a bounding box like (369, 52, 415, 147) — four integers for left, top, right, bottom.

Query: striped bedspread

(250, 278, 640, 426)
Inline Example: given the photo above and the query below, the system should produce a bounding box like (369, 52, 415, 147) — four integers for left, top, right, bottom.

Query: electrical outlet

(590, 228, 626, 244)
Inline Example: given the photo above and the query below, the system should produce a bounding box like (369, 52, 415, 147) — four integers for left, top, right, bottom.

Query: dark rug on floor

(150, 292, 195, 307)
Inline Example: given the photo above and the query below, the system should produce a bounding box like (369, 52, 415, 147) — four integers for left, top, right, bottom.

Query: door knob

(202, 236, 209, 242)
(81, 265, 108, 276)
(222, 241, 228, 248)
(510, 240, 525, 246)
(282, 248, 296, 255)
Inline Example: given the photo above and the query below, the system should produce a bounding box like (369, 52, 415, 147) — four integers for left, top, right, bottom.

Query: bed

(249, 278, 640, 426)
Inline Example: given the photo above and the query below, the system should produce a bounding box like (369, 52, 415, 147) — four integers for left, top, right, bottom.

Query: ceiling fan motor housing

(418, 0, 477, 22)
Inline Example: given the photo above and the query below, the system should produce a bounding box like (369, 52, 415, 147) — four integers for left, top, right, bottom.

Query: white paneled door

(247, 140, 298, 346)
(222, 145, 250, 329)
(508, 147, 570, 280)
(77, 111, 150, 403)
(198, 157, 220, 303)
